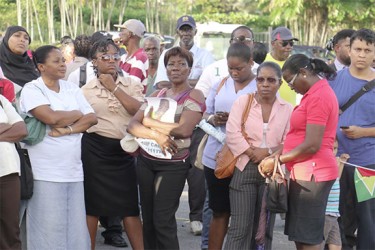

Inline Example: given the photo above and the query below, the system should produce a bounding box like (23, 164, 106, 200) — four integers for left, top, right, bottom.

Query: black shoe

(104, 234, 128, 248)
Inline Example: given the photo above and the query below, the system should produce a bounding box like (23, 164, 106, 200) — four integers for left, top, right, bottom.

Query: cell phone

(340, 126, 349, 129)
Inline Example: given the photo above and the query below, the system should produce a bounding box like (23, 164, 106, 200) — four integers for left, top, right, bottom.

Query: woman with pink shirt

(260, 54, 338, 250)
(224, 62, 293, 250)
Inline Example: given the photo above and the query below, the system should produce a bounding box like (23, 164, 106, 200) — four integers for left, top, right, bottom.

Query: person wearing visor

(264, 27, 299, 105)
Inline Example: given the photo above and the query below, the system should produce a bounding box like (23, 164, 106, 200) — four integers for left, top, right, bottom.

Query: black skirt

(82, 132, 139, 217)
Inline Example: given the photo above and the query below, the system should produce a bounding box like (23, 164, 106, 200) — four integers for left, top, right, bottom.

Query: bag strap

(79, 62, 88, 88)
(339, 78, 375, 115)
(216, 76, 230, 95)
(272, 157, 285, 180)
(240, 93, 254, 143)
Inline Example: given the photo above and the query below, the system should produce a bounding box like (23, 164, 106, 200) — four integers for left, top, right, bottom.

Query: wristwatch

(268, 148, 273, 155)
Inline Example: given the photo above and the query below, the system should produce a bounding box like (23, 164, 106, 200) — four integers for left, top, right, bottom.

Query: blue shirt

(202, 77, 257, 169)
(329, 68, 375, 167)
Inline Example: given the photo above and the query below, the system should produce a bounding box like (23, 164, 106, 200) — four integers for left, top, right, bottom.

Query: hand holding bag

(266, 157, 288, 213)
(214, 94, 254, 179)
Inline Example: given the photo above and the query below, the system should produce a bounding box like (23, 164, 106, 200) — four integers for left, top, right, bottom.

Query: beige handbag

(194, 133, 209, 170)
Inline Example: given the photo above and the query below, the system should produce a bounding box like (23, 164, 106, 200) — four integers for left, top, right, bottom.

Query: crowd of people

(0, 14, 374, 250)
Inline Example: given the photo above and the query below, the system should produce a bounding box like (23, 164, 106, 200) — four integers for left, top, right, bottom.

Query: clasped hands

(258, 154, 280, 178)
(144, 107, 178, 156)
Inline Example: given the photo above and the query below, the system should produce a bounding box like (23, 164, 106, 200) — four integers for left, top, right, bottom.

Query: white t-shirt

(195, 59, 259, 97)
(0, 95, 23, 177)
(20, 78, 95, 182)
(154, 44, 215, 86)
(67, 61, 96, 86)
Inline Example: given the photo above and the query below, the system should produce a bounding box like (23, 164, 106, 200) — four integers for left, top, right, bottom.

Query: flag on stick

(342, 161, 375, 202)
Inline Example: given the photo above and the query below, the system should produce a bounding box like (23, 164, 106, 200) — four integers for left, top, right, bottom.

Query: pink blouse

(226, 94, 293, 171)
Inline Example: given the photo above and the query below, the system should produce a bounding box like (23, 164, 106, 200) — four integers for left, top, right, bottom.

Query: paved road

(96, 182, 295, 250)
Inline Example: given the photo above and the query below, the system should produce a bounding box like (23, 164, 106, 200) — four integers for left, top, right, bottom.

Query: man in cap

(327, 29, 356, 71)
(114, 19, 149, 92)
(264, 26, 299, 105)
(154, 15, 214, 89)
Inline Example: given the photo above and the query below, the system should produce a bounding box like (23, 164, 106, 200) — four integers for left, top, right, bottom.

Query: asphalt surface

(96, 181, 295, 250)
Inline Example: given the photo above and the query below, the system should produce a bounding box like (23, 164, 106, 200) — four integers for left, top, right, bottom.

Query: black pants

(99, 216, 123, 238)
(339, 165, 375, 250)
(137, 155, 190, 249)
(0, 173, 21, 250)
(187, 128, 206, 222)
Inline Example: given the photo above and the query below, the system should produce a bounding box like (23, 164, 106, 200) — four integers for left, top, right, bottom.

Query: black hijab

(0, 26, 39, 87)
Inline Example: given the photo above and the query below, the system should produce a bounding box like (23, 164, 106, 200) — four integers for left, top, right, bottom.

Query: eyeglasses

(256, 77, 280, 84)
(232, 36, 254, 43)
(97, 54, 121, 61)
(281, 40, 294, 47)
(287, 73, 299, 86)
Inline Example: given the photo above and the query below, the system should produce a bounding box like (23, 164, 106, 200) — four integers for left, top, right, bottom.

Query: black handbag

(15, 143, 34, 200)
(266, 159, 288, 213)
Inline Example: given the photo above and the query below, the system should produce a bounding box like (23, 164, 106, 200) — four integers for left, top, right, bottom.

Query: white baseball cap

(114, 19, 146, 38)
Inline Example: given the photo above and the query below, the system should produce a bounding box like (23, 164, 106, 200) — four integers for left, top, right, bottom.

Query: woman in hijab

(0, 26, 39, 88)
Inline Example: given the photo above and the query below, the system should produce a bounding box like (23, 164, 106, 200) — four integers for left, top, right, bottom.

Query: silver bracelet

(67, 125, 73, 135)
(112, 85, 120, 94)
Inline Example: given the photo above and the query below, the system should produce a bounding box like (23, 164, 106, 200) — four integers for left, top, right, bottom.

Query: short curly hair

(74, 35, 92, 58)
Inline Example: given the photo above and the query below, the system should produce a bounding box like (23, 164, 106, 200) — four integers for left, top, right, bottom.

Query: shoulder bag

(214, 93, 254, 179)
(15, 143, 34, 200)
(16, 83, 47, 145)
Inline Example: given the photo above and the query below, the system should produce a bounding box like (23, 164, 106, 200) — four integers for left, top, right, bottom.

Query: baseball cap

(271, 27, 299, 41)
(176, 15, 196, 30)
(114, 19, 146, 38)
(91, 31, 112, 43)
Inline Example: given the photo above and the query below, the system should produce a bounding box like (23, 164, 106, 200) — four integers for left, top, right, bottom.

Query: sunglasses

(256, 77, 280, 84)
(97, 54, 121, 61)
(232, 36, 254, 43)
(281, 40, 294, 47)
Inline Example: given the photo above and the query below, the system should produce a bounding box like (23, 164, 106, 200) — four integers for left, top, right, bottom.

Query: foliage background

(0, 0, 374, 48)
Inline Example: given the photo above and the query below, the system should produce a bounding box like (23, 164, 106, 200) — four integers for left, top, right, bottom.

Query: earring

(303, 75, 307, 78)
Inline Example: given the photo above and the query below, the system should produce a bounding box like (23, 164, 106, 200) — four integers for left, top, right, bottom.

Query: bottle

(198, 119, 226, 144)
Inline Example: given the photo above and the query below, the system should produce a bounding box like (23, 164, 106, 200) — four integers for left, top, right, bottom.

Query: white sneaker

(190, 220, 203, 236)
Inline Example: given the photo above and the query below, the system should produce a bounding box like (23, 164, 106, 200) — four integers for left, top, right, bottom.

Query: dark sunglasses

(232, 36, 254, 43)
(256, 77, 280, 84)
(97, 54, 121, 61)
(281, 40, 294, 47)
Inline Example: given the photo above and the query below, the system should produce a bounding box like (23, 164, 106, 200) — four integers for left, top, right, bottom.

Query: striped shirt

(326, 178, 340, 217)
(120, 48, 148, 87)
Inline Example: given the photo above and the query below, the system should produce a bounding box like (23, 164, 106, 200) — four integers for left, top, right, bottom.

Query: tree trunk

(106, 0, 117, 31)
(16, 0, 22, 26)
(31, 0, 44, 43)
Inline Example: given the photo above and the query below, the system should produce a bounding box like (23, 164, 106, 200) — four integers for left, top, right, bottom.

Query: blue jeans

(201, 181, 212, 249)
